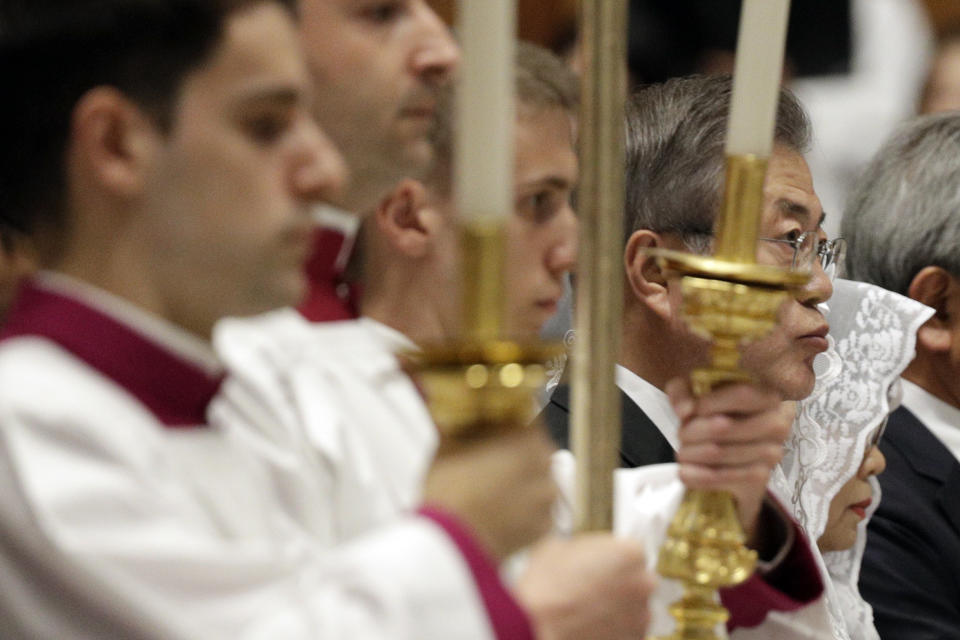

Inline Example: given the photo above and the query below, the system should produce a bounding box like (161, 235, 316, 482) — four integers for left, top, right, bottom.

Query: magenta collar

(1, 280, 223, 427)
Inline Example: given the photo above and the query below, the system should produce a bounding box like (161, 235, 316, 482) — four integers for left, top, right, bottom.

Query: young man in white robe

(0, 1, 561, 637)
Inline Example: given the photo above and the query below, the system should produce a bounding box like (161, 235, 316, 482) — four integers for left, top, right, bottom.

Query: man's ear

(909, 266, 957, 353)
(624, 229, 673, 318)
(373, 178, 433, 257)
(69, 87, 159, 197)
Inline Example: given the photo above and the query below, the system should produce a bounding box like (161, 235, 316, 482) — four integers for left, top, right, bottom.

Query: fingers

(678, 410, 791, 446)
(666, 377, 792, 541)
(665, 378, 781, 419)
(678, 461, 772, 489)
(518, 534, 656, 640)
(425, 426, 557, 560)
(677, 440, 784, 468)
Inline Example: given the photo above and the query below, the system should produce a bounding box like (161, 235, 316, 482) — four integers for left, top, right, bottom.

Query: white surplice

(0, 276, 495, 640)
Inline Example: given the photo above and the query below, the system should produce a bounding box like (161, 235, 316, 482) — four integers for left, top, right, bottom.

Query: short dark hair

(624, 74, 811, 250)
(0, 0, 295, 236)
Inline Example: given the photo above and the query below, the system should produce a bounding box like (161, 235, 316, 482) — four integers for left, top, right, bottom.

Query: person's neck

(903, 351, 960, 410)
(618, 306, 702, 391)
(363, 277, 451, 347)
(53, 245, 212, 341)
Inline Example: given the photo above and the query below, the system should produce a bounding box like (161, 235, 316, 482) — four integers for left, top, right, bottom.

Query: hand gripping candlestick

(405, 3, 559, 443)
(644, 2, 809, 638)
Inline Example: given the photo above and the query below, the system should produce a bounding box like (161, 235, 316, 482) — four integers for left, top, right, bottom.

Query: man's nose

(795, 257, 833, 307)
(292, 119, 348, 205)
(409, 1, 461, 85)
(546, 207, 579, 276)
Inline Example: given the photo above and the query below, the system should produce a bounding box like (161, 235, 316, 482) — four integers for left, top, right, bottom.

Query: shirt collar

(901, 377, 960, 463)
(615, 364, 680, 450)
(298, 206, 361, 323)
(1, 272, 224, 427)
(359, 317, 419, 354)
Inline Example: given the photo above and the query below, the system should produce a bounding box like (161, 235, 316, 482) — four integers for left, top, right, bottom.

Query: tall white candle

(455, 1, 516, 222)
(726, 0, 791, 157)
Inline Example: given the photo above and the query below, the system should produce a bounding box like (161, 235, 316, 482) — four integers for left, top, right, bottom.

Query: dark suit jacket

(860, 406, 960, 639)
(540, 383, 676, 467)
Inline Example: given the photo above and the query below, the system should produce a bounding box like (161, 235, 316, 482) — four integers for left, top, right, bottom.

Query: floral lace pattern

(771, 279, 933, 640)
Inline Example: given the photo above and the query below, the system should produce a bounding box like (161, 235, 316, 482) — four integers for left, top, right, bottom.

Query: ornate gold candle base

(406, 340, 561, 438)
(646, 250, 809, 640)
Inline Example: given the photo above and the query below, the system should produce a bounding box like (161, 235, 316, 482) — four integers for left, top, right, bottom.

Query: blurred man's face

(737, 147, 834, 399)
(299, 0, 460, 212)
(142, 3, 345, 335)
(505, 106, 579, 339)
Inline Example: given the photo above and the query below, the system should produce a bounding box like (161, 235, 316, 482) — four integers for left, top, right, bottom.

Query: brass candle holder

(645, 155, 809, 640)
(405, 221, 561, 439)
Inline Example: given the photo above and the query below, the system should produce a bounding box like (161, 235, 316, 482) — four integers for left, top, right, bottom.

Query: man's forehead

(185, 5, 309, 105)
(774, 197, 826, 228)
(514, 108, 579, 187)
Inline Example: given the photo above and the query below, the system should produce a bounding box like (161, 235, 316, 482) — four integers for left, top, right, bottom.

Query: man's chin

(768, 368, 816, 401)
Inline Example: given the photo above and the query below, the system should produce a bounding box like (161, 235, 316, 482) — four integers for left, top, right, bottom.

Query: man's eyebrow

(776, 198, 825, 227)
(518, 176, 574, 192)
(233, 84, 303, 108)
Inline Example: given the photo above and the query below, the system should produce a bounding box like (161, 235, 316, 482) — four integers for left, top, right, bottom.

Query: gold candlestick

(645, 154, 809, 640)
(406, 222, 561, 440)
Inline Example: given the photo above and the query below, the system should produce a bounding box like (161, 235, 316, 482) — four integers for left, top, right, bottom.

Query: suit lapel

(938, 465, 960, 538)
(618, 389, 676, 467)
(887, 407, 960, 537)
(543, 384, 677, 468)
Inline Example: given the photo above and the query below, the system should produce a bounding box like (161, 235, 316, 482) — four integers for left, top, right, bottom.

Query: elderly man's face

(662, 146, 833, 400)
(298, 0, 460, 211)
(739, 146, 834, 400)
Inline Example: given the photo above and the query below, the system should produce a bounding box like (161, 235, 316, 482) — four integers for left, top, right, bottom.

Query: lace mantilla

(771, 279, 933, 640)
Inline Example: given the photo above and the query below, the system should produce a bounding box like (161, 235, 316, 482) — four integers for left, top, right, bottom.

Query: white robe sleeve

(0, 338, 494, 640)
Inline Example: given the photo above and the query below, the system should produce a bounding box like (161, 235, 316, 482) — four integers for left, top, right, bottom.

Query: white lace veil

(770, 279, 933, 640)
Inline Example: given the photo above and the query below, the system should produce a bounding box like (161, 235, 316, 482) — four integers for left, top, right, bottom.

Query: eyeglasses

(760, 231, 847, 281)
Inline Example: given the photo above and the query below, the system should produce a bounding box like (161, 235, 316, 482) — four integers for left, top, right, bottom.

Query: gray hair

(624, 74, 811, 252)
(843, 112, 960, 295)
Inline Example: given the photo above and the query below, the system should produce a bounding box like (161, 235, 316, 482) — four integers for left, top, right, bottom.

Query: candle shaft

(455, 1, 516, 222)
(726, 0, 791, 157)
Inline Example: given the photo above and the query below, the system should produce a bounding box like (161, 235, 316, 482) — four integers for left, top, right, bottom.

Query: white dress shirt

(900, 378, 960, 463)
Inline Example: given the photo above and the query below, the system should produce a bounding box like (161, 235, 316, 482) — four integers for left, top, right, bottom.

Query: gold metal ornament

(405, 223, 561, 440)
(645, 154, 810, 640)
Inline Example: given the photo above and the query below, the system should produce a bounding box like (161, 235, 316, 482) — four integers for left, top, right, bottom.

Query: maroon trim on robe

(418, 506, 534, 640)
(298, 226, 360, 322)
(0, 280, 222, 428)
(721, 515, 824, 629)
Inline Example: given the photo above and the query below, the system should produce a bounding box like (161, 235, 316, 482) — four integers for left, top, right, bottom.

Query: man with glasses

(543, 74, 836, 633)
(843, 112, 960, 639)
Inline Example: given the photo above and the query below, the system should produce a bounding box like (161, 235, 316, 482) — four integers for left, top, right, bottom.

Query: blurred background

(428, 0, 960, 238)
